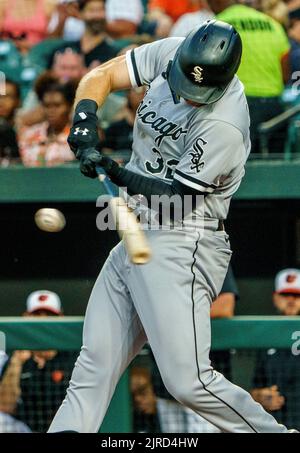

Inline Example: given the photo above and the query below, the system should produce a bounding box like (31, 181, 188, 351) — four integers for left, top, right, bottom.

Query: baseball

(34, 208, 66, 233)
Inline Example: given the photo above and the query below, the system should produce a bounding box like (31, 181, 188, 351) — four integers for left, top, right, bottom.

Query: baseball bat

(96, 166, 152, 265)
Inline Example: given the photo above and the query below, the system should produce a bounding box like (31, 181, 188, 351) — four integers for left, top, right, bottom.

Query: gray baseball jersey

(48, 38, 293, 433)
(125, 38, 251, 220)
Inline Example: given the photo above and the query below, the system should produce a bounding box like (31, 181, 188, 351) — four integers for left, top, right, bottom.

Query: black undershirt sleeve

(100, 157, 206, 218)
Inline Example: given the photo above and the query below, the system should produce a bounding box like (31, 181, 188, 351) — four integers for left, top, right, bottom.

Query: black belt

(216, 220, 224, 231)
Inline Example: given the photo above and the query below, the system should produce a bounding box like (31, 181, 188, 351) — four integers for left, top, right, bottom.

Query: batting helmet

(166, 20, 242, 105)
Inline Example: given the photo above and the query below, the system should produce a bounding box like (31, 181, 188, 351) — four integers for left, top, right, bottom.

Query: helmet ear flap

(165, 60, 181, 104)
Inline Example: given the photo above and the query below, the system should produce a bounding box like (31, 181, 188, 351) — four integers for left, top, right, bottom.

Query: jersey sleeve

(173, 120, 245, 193)
(125, 37, 183, 87)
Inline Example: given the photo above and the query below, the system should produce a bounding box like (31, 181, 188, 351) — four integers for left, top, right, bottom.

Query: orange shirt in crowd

(148, 0, 201, 22)
(19, 122, 75, 167)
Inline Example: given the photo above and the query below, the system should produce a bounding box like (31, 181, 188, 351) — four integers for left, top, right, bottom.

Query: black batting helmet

(166, 20, 242, 105)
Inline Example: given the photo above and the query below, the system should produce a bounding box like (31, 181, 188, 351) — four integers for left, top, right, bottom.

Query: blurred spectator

(131, 363, 219, 433)
(20, 46, 125, 130)
(102, 86, 145, 154)
(287, 0, 300, 10)
(149, 264, 238, 433)
(288, 13, 300, 80)
(0, 78, 20, 166)
(20, 47, 86, 119)
(0, 290, 78, 433)
(51, 47, 86, 82)
(210, 264, 238, 382)
(147, 0, 206, 37)
(48, 0, 85, 41)
(61, 0, 118, 68)
(148, 0, 201, 23)
(259, 0, 289, 27)
(0, 0, 59, 101)
(19, 76, 77, 166)
(0, 0, 56, 54)
(105, 0, 144, 39)
(169, 3, 213, 37)
(251, 268, 300, 430)
(130, 367, 161, 433)
(207, 0, 290, 154)
(0, 78, 20, 127)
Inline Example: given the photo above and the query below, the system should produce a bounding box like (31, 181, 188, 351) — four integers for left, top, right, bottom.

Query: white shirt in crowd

(49, 0, 144, 42)
(105, 0, 144, 25)
(169, 10, 214, 38)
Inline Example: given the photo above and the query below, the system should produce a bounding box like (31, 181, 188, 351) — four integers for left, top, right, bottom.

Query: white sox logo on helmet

(191, 66, 204, 84)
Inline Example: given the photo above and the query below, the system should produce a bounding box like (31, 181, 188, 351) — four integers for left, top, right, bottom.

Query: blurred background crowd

(1, 0, 300, 167)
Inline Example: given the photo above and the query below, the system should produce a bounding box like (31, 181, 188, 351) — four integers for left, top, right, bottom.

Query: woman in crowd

(19, 74, 77, 167)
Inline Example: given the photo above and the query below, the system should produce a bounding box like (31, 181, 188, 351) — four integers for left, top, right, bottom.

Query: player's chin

(284, 307, 299, 316)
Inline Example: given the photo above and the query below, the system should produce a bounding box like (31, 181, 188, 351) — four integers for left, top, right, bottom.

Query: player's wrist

(75, 99, 98, 116)
(73, 99, 98, 127)
(100, 156, 121, 178)
(68, 99, 100, 156)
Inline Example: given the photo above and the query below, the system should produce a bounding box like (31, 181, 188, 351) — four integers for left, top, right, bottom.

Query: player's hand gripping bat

(96, 166, 152, 265)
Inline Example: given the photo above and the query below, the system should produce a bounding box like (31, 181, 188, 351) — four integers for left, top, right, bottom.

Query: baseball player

(48, 20, 297, 433)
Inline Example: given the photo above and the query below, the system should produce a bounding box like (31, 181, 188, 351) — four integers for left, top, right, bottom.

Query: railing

(0, 317, 299, 433)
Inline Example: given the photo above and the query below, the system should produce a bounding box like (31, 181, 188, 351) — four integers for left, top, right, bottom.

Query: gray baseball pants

(48, 224, 289, 433)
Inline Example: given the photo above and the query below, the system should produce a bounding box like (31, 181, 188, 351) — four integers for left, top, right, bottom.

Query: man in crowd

(251, 268, 300, 430)
(105, 0, 144, 39)
(130, 366, 161, 433)
(0, 290, 78, 432)
(66, 0, 118, 68)
(19, 47, 86, 127)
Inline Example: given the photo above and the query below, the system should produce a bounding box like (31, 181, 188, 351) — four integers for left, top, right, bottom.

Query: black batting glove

(77, 147, 103, 179)
(68, 99, 100, 157)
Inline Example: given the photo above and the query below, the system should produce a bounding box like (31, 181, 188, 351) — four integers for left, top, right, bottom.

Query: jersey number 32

(145, 148, 179, 180)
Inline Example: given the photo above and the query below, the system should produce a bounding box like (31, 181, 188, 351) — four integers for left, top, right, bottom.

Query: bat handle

(96, 166, 107, 182)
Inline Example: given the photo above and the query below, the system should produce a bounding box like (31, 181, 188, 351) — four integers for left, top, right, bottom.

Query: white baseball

(34, 208, 66, 233)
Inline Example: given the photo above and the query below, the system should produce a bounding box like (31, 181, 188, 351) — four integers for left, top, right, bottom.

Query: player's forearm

(74, 66, 112, 109)
(74, 55, 130, 109)
(101, 157, 204, 218)
(103, 157, 183, 198)
(0, 361, 22, 413)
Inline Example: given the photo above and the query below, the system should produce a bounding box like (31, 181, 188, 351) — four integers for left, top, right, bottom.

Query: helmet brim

(167, 56, 229, 105)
